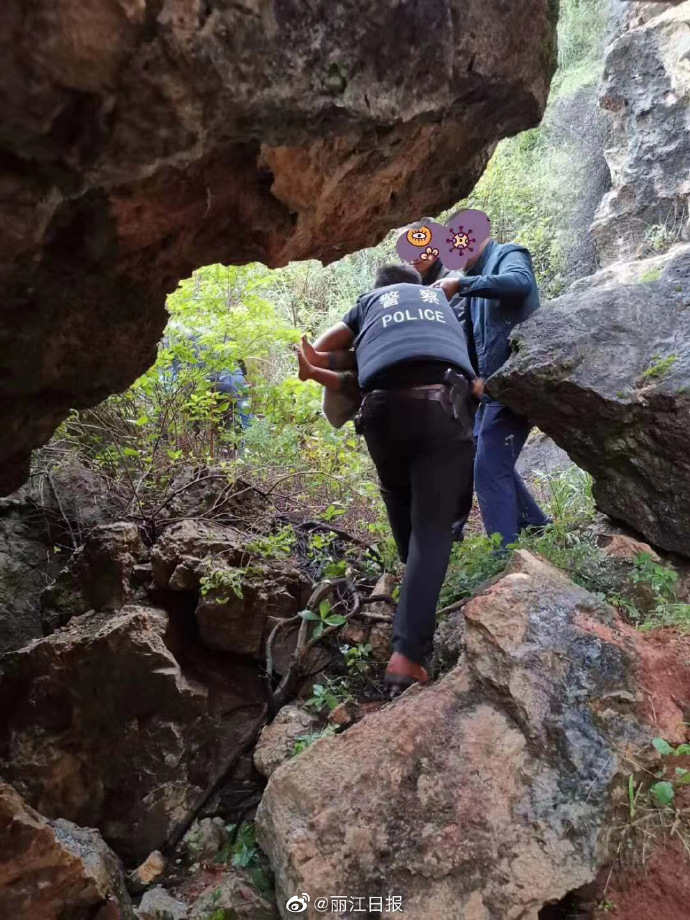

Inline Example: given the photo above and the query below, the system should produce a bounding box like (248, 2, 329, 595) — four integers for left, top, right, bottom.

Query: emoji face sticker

(395, 210, 491, 273)
(396, 219, 447, 265)
(442, 209, 491, 270)
(406, 226, 433, 247)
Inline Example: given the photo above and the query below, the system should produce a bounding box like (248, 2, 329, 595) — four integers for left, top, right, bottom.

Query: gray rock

(196, 562, 311, 657)
(41, 522, 147, 633)
(593, 4, 690, 265)
(0, 0, 557, 495)
(0, 781, 134, 919)
(186, 869, 277, 920)
(0, 488, 61, 651)
(491, 244, 690, 557)
(182, 817, 228, 863)
(254, 706, 319, 778)
(0, 605, 265, 864)
(150, 520, 246, 590)
(256, 552, 668, 920)
(137, 887, 187, 920)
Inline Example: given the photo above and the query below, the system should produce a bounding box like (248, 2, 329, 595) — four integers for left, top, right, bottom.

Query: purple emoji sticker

(395, 219, 447, 268)
(443, 209, 491, 270)
(395, 209, 491, 271)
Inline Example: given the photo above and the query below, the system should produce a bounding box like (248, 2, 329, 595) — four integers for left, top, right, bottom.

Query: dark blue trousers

(474, 401, 549, 548)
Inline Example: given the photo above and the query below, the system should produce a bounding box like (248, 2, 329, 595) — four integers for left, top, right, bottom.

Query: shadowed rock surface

(0, 605, 266, 864)
(491, 244, 690, 557)
(256, 551, 688, 920)
(0, 0, 557, 495)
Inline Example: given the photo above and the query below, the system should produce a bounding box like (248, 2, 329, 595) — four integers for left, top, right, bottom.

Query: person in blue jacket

(213, 360, 253, 431)
(436, 236, 550, 549)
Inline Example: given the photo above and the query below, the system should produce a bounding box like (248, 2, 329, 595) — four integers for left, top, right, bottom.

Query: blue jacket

(455, 241, 540, 379)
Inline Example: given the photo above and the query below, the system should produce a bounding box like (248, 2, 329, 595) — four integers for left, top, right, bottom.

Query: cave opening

(538, 888, 593, 920)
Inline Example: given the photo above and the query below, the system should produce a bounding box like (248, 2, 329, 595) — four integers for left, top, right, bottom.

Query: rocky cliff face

(593, 2, 690, 264)
(0, 0, 557, 495)
(493, 1, 690, 556)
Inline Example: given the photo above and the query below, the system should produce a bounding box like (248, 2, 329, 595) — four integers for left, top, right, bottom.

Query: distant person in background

(435, 235, 551, 549)
(213, 360, 253, 431)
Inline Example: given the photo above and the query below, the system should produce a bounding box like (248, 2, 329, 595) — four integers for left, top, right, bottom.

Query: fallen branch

(436, 597, 470, 618)
(267, 579, 347, 715)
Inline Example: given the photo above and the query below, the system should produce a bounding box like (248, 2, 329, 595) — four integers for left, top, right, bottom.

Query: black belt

(355, 372, 473, 434)
(365, 383, 448, 402)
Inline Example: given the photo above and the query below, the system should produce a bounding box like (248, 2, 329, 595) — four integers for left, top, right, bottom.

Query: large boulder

(0, 781, 134, 920)
(0, 605, 265, 864)
(0, 486, 62, 651)
(41, 522, 148, 633)
(491, 244, 690, 556)
(592, 3, 690, 265)
(256, 551, 690, 919)
(0, 0, 557, 494)
(150, 519, 247, 590)
(0, 461, 126, 651)
(195, 562, 311, 657)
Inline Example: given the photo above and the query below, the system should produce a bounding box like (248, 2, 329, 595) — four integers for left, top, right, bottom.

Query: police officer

(309, 263, 477, 692)
(405, 219, 475, 540)
(436, 236, 551, 549)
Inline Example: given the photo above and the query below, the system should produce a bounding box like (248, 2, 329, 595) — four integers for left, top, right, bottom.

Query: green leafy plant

(217, 822, 259, 869)
(200, 566, 246, 602)
(304, 679, 352, 714)
(299, 598, 347, 639)
(245, 526, 295, 559)
(440, 532, 506, 608)
(644, 223, 676, 255)
(342, 642, 372, 673)
(323, 559, 349, 578)
(630, 554, 690, 631)
(292, 725, 337, 756)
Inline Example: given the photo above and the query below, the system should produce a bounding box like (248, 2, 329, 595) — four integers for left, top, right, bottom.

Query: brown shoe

(384, 652, 429, 696)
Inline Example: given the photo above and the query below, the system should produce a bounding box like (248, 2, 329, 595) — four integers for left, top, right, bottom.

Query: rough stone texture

(186, 869, 278, 920)
(0, 486, 61, 651)
(593, 3, 690, 265)
(599, 532, 660, 563)
(254, 706, 319, 779)
(41, 521, 148, 633)
(127, 851, 166, 894)
(196, 562, 311, 657)
(137, 886, 188, 920)
(150, 520, 247, 590)
(256, 551, 690, 920)
(182, 817, 227, 863)
(0, 605, 265, 865)
(0, 781, 134, 920)
(0, 461, 129, 651)
(491, 244, 690, 557)
(150, 518, 312, 656)
(0, 0, 557, 495)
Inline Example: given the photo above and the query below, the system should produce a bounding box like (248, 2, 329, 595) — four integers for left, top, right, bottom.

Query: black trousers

(361, 389, 474, 666)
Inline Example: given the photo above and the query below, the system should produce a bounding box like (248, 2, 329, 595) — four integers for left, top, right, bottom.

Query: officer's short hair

(375, 263, 422, 287)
